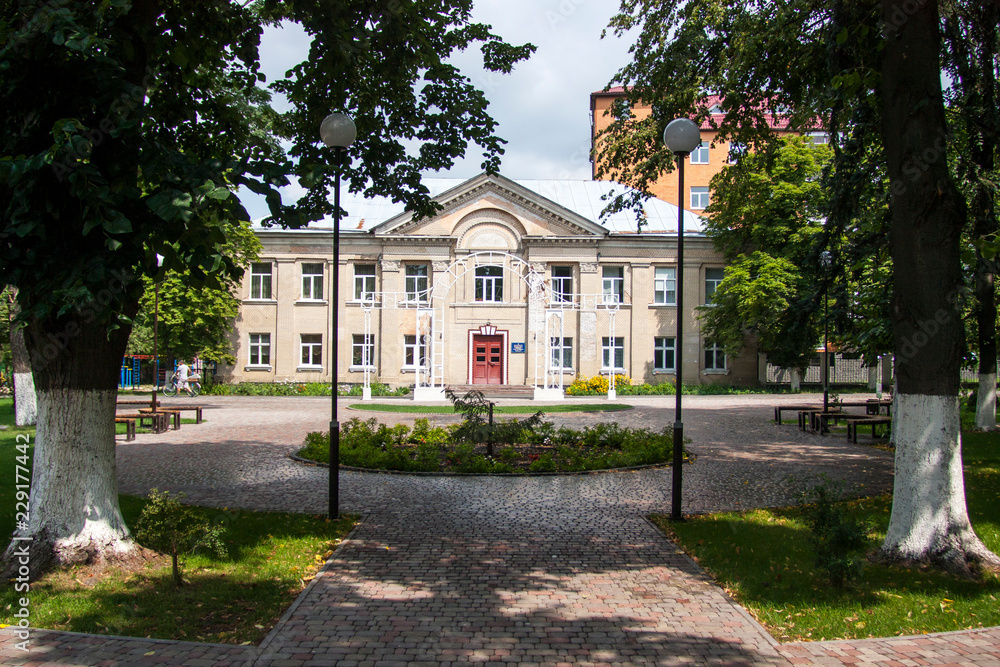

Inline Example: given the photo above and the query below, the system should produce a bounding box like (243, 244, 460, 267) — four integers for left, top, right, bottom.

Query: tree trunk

(10, 323, 36, 428)
(2, 309, 138, 579)
(790, 368, 802, 392)
(8, 292, 36, 426)
(879, 0, 1000, 575)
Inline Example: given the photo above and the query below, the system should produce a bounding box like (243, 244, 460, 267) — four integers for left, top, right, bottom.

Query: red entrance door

(472, 335, 503, 384)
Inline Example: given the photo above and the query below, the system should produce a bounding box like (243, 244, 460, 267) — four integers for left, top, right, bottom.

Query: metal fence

(766, 354, 982, 385)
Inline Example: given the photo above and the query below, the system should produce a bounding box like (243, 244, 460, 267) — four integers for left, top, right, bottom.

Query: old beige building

(221, 173, 758, 397)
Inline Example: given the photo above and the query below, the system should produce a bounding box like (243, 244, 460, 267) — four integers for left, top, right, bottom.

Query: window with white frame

(352, 334, 374, 367)
(354, 264, 376, 301)
(249, 333, 271, 366)
(602, 336, 625, 370)
(475, 265, 503, 302)
(653, 267, 676, 305)
(301, 263, 324, 300)
(705, 267, 725, 304)
(550, 337, 573, 369)
(602, 266, 624, 304)
(405, 264, 429, 303)
(808, 132, 829, 145)
(690, 140, 710, 164)
(250, 262, 272, 300)
(705, 341, 727, 371)
(727, 142, 747, 164)
(690, 187, 710, 210)
(403, 334, 428, 368)
(551, 266, 573, 304)
(300, 334, 323, 368)
(654, 337, 676, 372)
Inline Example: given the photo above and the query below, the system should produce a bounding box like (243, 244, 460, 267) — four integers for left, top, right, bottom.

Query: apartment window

(808, 132, 830, 145)
(475, 265, 503, 302)
(250, 262, 272, 300)
(249, 333, 270, 366)
(551, 266, 573, 304)
(654, 267, 676, 305)
(705, 267, 725, 304)
(654, 337, 676, 372)
(690, 141, 710, 164)
(705, 341, 727, 372)
(602, 336, 625, 370)
(690, 187, 710, 210)
(602, 266, 624, 305)
(354, 264, 376, 301)
(728, 143, 746, 164)
(300, 334, 323, 368)
(403, 334, 428, 368)
(301, 263, 324, 300)
(405, 264, 429, 303)
(550, 337, 573, 370)
(352, 334, 374, 367)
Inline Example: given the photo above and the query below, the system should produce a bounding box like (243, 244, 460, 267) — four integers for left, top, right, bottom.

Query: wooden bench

(813, 410, 865, 434)
(159, 404, 204, 424)
(847, 417, 892, 443)
(138, 407, 181, 430)
(774, 404, 822, 424)
(117, 411, 169, 434)
(117, 399, 160, 407)
(115, 417, 136, 442)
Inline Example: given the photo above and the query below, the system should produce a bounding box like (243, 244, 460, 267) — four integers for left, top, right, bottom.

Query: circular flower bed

(296, 416, 684, 474)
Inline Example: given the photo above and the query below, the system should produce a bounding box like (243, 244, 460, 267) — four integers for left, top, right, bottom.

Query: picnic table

(116, 411, 169, 434)
(774, 403, 823, 424)
(159, 404, 205, 423)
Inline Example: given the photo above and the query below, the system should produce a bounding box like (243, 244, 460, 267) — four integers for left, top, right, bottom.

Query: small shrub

(529, 452, 557, 472)
(134, 489, 227, 586)
(565, 374, 631, 396)
(799, 481, 872, 588)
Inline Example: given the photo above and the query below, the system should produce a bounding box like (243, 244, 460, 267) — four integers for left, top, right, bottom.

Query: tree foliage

(0, 0, 533, 576)
(128, 220, 261, 363)
(600, 0, 998, 574)
(697, 135, 831, 369)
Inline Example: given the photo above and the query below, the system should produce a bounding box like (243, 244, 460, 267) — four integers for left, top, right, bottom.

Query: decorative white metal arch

(353, 250, 621, 401)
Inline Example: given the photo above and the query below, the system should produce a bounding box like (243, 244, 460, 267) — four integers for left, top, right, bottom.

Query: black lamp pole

(663, 118, 701, 522)
(320, 112, 357, 520)
(820, 250, 832, 414)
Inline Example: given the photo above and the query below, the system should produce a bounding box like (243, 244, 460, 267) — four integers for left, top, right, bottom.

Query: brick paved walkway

(3, 394, 999, 666)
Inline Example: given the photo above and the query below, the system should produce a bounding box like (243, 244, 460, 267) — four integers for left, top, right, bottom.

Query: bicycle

(161, 371, 202, 397)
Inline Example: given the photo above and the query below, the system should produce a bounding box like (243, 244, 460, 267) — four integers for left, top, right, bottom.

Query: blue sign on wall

(511, 343, 526, 354)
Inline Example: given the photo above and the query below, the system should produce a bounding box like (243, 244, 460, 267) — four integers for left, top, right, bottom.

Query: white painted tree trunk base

(975, 373, 997, 431)
(2, 388, 138, 579)
(790, 369, 802, 392)
(881, 393, 1000, 576)
(13, 372, 36, 426)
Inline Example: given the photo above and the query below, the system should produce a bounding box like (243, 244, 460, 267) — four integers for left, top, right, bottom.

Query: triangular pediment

(371, 173, 610, 240)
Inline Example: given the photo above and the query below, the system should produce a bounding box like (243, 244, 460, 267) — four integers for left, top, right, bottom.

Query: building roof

(254, 174, 706, 237)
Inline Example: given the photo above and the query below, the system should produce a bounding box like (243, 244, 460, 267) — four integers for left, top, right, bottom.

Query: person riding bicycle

(176, 360, 196, 396)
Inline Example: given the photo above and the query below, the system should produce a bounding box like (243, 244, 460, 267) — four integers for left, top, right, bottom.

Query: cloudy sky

(241, 1, 637, 219)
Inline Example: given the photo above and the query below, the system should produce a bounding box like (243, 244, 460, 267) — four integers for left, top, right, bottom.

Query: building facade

(220, 173, 760, 394)
(590, 89, 825, 214)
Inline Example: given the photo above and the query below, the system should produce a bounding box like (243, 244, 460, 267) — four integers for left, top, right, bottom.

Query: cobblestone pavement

(3, 394, 999, 666)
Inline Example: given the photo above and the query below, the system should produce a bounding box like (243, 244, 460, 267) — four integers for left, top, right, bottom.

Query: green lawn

(0, 397, 355, 644)
(652, 414, 1000, 642)
(349, 402, 632, 414)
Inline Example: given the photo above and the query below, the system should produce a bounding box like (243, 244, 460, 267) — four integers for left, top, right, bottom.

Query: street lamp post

(663, 118, 702, 522)
(151, 254, 164, 412)
(820, 250, 832, 415)
(320, 112, 357, 519)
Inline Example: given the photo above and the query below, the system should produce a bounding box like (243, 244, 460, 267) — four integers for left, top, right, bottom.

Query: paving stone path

(3, 394, 999, 666)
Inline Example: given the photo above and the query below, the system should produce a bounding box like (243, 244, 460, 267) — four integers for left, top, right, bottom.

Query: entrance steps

(445, 384, 537, 400)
